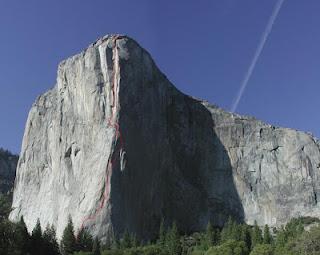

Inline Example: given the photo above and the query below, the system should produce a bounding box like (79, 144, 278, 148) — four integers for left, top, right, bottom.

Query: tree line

(1, 202, 320, 255)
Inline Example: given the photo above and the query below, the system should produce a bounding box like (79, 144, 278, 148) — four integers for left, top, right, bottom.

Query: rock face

(0, 148, 18, 194)
(10, 35, 320, 241)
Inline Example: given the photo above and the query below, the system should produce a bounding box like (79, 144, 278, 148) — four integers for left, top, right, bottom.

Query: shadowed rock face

(9, 35, 320, 242)
(0, 149, 18, 194)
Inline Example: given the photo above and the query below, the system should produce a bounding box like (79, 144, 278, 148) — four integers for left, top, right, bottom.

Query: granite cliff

(9, 35, 320, 242)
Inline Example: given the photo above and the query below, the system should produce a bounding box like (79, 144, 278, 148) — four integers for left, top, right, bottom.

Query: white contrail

(231, 0, 285, 112)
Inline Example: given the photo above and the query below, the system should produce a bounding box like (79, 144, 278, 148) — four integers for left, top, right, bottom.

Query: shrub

(205, 240, 248, 255)
(250, 244, 273, 255)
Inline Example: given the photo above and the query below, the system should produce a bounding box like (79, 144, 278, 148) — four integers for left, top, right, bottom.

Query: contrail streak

(231, 0, 285, 112)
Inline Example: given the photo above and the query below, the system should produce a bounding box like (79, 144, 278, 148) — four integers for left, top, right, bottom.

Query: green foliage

(0, 220, 15, 255)
(250, 244, 273, 255)
(130, 233, 138, 248)
(140, 245, 163, 255)
(14, 216, 31, 254)
(273, 217, 320, 255)
(77, 228, 93, 252)
(275, 226, 287, 248)
(110, 232, 120, 250)
(205, 240, 248, 255)
(120, 229, 131, 249)
(284, 218, 304, 241)
(232, 223, 242, 242)
(158, 218, 166, 247)
(273, 246, 295, 255)
(274, 217, 306, 250)
(239, 224, 252, 250)
(43, 224, 60, 255)
(101, 249, 123, 255)
(73, 252, 93, 255)
(61, 216, 77, 255)
(0, 217, 60, 255)
(251, 221, 263, 249)
(0, 193, 12, 220)
(165, 222, 181, 255)
(180, 236, 188, 255)
(190, 232, 203, 247)
(3, 214, 320, 255)
(31, 218, 44, 255)
(290, 225, 320, 255)
(221, 217, 234, 242)
(205, 222, 216, 247)
(190, 250, 205, 255)
(221, 217, 242, 242)
(198, 222, 220, 251)
(263, 225, 273, 245)
(101, 245, 163, 255)
(92, 237, 101, 255)
(181, 235, 201, 255)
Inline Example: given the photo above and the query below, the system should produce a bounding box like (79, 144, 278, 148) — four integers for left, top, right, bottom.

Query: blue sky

(0, 0, 319, 153)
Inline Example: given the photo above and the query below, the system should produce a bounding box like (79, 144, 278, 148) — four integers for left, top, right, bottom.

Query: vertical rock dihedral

(79, 36, 124, 233)
(9, 34, 320, 242)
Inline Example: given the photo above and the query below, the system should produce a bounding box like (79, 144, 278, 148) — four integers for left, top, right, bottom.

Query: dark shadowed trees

(60, 216, 77, 255)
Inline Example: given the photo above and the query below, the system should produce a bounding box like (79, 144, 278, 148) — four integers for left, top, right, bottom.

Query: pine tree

(297, 221, 304, 235)
(43, 224, 59, 255)
(181, 236, 188, 255)
(110, 232, 119, 250)
(275, 226, 287, 248)
(221, 216, 234, 242)
(14, 216, 30, 255)
(250, 244, 273, 255)
(130, 233, 138, 248)
(166, 222, 181, 255)
(230, 221, 241, 241)
(206, 222, 215, 245)
(158, 218, 166, 247)
(240, 224, 252, 250)
(0, 220, 14, 255)
(92, 237, 101, 255)
(251, 221, 263, 249)
(201, 221, 215, 249)
(31, 218, 44, 255)
(214, 228, 221, 245)
(76, 228, 93, 252)
(263, 224, 273, 244)
(60, 216, 76, 255)
(121, 229, 131, 249)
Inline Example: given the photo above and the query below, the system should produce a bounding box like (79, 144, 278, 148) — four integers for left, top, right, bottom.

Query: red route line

(77, 35, 124, 236)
